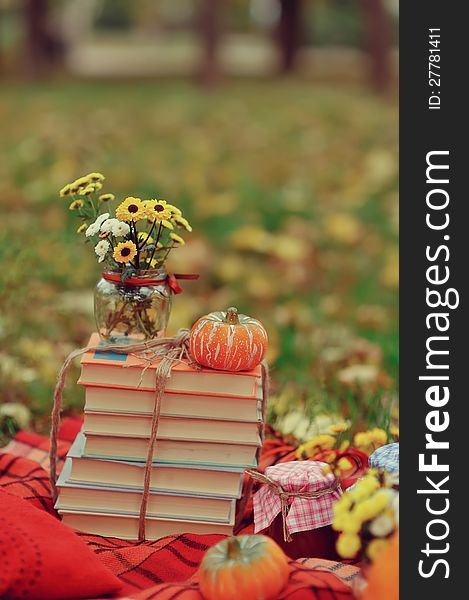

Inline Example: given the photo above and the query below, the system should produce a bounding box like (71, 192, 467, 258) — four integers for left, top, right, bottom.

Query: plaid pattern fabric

(252, 461, 342, 535)
(369, 443, 399, 473)
(1, 423, 357, 597)
(1, 416, 83, 473)
(0, 453, 55, 515)
(80, 532, 224, 594)
(131, 559, 358, 599)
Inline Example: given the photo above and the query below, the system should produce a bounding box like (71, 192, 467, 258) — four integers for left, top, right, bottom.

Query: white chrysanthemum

(100, 218, 120, 233)
(96, 212, 110, 226)
(94, 239, 110, 263)
(86, 213, 110, 237)
(112, 221, 131, 237)
(85, 222, 100, 237)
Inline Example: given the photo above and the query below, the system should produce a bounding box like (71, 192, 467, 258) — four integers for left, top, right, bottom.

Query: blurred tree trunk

(0, 13, 3, 76)
(361, 0, 392, 92)
(198, 0, 224, 86)
(277, 0, 303, 73)
(23, 0, 50, 78)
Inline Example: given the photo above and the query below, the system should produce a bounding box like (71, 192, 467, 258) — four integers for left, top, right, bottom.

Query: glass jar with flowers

(60, 173, 193, 342)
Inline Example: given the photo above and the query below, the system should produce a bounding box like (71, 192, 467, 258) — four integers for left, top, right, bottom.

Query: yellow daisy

(59, 184, 71, 197)
(173, 215, 192, 232)
(79, 186, 94, 196)
(167, 204, 182, 216)
(170, 232, 185, 245)
(296, 434, 336, 460)
(76, 223, 87, 234)
(86, 172, 105, 182)
(113, 241, 137, 263)
(99, 193, 115, 203)
(80, 182, 102, 195)
(69, 176, 89, 193)
(69, 199, 84, 210)
(116, 197, 146, 222)
(144, 199, 172, 222)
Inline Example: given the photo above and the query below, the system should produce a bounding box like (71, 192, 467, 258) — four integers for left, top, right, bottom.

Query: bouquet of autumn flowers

(60, 172, 192, 280)
(60, 173, 193, 340)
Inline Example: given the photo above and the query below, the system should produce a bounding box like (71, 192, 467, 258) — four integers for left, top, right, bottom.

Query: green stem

(225, 307, 239, 325)
(146, 222, 163, 271)
(141, 219, 157, 248)
(89, 193, 99, 219)
(226, 538, 241, 560)
(130, 222, 140, 269)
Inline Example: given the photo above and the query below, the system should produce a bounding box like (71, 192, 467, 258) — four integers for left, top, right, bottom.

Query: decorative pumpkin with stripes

(189, 307, 268, 372)
(198, 535, 289, 600)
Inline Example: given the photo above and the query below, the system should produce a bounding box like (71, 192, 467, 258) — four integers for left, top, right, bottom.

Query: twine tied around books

(245, 469, 340, 542)
(50, 328, 198, 541)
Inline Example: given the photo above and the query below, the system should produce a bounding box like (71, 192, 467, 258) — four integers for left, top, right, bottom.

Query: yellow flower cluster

(60, 172, 105, 197)
(332, 471, 398, 561)
(295, 420, 350, 462)
(353, 428, 387, 455)
(114, 197, 191, 244)
(296, 434, 336, 459)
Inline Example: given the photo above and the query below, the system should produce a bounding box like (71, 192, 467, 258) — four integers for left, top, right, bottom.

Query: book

(60, 510, 233, 540)
(83, 412, 262, 445)
(81, 384, 261, 422)
(84, 432, 259, 468)
(79, 333, 261, 397)
(68, 432, 244, 499)
(56, 459, 235, 523)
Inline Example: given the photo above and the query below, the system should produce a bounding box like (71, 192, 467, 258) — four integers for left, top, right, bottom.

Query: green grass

(0, 80, 398, 439)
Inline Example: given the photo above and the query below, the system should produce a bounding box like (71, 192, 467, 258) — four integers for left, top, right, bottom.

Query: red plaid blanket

(0, 419, 360, 599)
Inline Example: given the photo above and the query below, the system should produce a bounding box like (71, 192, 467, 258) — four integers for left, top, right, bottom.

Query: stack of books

(55, 333, 265, 540)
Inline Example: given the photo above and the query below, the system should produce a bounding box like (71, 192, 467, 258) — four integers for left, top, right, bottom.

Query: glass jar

(94, 270, 172, 343)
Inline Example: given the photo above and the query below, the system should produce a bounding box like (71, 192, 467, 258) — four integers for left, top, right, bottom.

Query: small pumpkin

(361, 533, 399, 600)
(198, 535, 289, 600)
(190, 307, 268, 372)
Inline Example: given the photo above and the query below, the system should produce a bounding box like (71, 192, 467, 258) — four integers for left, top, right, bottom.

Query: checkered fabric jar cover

(252, 461, 342, 536)
(369, 443, 399, 473)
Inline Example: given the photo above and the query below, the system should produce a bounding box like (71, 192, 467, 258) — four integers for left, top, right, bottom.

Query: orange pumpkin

(190, 307, 268, 372)
(361, 533, 399, 600)
(198, 535, 289, 600)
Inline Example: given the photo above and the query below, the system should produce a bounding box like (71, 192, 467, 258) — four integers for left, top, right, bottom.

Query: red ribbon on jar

(102, 272, 199, 294)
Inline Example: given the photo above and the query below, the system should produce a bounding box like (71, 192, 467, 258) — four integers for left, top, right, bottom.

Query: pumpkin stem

(225, 307, 239, 325)
(226, 537, 241, 560)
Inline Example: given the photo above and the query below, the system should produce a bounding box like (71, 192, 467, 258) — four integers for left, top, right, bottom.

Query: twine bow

(245, 469, 340, 542)
(50, 328, 197, 541)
